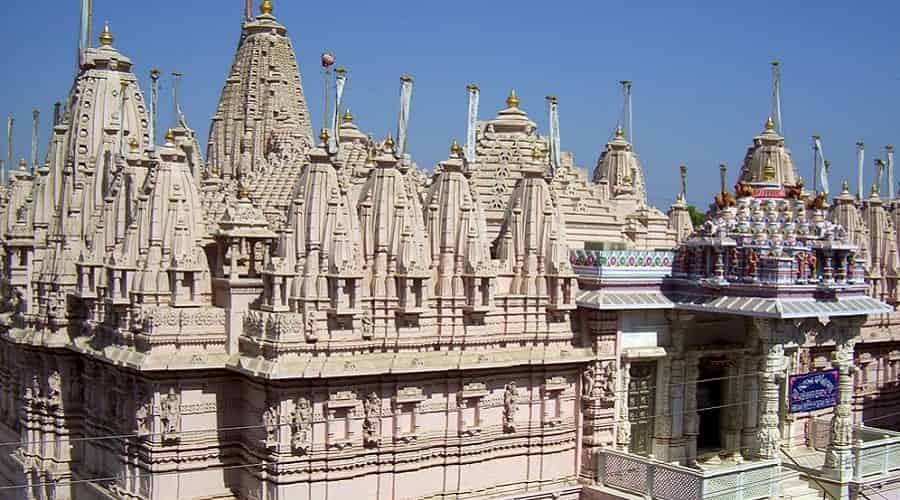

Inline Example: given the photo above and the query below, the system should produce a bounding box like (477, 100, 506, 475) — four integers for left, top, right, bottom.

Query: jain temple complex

(3, 2, 900, 499)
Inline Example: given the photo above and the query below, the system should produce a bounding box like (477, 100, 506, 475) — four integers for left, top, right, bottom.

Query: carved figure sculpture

(291, 397, 312, 454)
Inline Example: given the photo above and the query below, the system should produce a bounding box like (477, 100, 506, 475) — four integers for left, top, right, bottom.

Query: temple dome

(737, 117, 801, 187)
(592, 126, 648, 205)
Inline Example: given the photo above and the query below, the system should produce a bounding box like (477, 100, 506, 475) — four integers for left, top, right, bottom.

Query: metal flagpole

(396, 75, 413, 160)
(771, 60, 783, 136)
(31, 109, 39, 173)
(78, 0, 93, 70)
(149, 68, 160, 146)
(320, 52, 335, 141)
(546, 95, 561, 177)
(887, 145, 895, 200)
(171, 71, 183, 126)
(812, 135, 820, 194)
(465, 84, 479, 165)
(857, 141, 865, 201)
(620, 80, 633, 144)
(6, 115, 13, 185)
(331, 67, 347, 153)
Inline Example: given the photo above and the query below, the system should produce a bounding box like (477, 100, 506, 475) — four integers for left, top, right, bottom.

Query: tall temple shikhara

(1, 2, 900, 500)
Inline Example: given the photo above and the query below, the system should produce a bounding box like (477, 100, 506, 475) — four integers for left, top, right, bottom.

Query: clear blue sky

(2, 0, 897, 209)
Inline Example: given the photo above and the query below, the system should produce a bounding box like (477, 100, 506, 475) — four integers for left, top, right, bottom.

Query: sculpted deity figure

(263, 405, 279, 446)
(581, 364, 596, 401)
(503, 382, 518, 432)
(291, 397, 312, 454)
(161, 388, 181, 439)
(360, 310, 373, 339)
(47, 371, 62, 408)
(305, 310, 318, 342)
(363, 392, 381, 446)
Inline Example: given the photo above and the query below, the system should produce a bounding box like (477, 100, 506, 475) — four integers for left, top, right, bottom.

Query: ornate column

(824, 332, 858, 478)
(723, 354, 744, 461)
(653, 357, 673, 460)
(616, 359, 632, 451)
(684, 352, 700, 463)
(756, 337, 784, 459)
(740, 349, 760, 456)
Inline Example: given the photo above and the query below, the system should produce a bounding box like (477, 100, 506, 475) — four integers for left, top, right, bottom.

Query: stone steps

(780, 473, 823, 499)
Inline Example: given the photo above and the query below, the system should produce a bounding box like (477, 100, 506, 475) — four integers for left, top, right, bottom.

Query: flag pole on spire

(465, 83, 479, 165)
(546, 95, 561, 177)
(771, 60, 783, 136)
(620, 80, 633, 144)
(31, 109, 39, 173)
(396, 74, 414, 160)
(78, 0, 93, 69)
(856, 141, 865, 201)
(5, 115, 13, 185)
(887, 145, 895, 200)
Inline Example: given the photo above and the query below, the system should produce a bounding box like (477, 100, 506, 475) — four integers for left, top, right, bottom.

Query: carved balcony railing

(596, 448, 779, 500)
(808, 417, 900, 482)
(570, 250, 674, 281)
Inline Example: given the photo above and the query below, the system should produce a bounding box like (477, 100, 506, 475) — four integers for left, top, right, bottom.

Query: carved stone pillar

(723, 354, 744, 461)
(616, 360, 631, 451)
(740, 350, 760, 456)
(683, 352, 700, 463)
(825, 335, 857, 478)
(653, 357, 673, 460)
(756, 339, 784, 459)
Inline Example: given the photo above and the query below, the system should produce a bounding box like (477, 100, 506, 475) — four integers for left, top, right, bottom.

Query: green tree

(686, 205, 706, 227)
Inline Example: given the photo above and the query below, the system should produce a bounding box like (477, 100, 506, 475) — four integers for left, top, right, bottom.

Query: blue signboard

(789, 369, 838, 413)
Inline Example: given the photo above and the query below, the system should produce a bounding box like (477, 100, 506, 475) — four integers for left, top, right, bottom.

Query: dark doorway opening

(697, 360, 726, 451)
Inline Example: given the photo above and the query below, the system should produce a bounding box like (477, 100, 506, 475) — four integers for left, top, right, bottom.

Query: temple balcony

(593, 448, 781, 500)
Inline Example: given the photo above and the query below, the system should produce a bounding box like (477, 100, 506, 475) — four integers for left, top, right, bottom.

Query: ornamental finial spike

(99, 21, 114, 46)
(842, 179, 850, 193)
(319, 128, 330, 145)
(342, 108, 353, 123)
(164, 129, 175, 145)
(450, 139, 463, 156)
(506, 89, 520, 108)
(384, 133, 395, 151)
(532, 144, 544, 162)
(615, 125, 625, 139)
(765, 116, 775, 131)
(260, 0, 273, 16)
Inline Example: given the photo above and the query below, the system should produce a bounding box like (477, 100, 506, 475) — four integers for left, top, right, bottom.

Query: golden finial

(18, 158, 26, 171)
(531, 144, 544, 162)
(129, 137, 139, 150)
(450, 139, 463, 156)
(99, 21, 114, 46)
(872, 183, 880, 196)
(260, 0, 273, 16)
(764, 116, 775, 131)
(319, 128, 329, 144)
(842, 179, 850, 193)
(342, 108, 353, 123)
(238, 184, 250, 199)
(615, 125, 625, 139)
(384, 134, 395, 151)
(506, 89, 520, 108)
(164, 129, 175, 144)
(366, 145, 376, 164)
